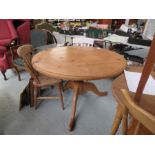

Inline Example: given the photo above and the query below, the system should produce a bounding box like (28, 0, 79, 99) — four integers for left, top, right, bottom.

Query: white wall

(143, 19, 155, 40)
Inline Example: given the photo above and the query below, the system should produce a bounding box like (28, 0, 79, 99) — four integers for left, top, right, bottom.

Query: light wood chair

(111, 35, 155, 135)
(111, 66, 155, 135)
(17, 44, 64, 110)
(121, 89, 155, 134)
(72, 37, 94, 47)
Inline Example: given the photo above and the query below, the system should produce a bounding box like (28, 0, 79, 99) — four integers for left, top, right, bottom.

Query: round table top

(32, 46, 127, 81)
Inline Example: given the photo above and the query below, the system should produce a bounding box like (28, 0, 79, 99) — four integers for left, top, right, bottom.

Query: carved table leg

(69, 82, 79, 131)
(63, 81, 74, 91)
(79, 81, 108, 96)
(57, 82, 64, 110)
(64, 81, 108, 96)
(64, 80, 108, 131)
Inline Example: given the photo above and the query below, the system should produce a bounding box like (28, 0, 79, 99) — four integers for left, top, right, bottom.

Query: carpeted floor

(0, 69, 122, 135)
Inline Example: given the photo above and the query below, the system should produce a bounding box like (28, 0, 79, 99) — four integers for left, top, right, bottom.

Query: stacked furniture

(0, 19, 31, 80)
(86, 29, 111, 39)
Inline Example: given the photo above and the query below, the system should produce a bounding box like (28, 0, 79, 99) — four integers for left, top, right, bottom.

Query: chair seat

(33, 75, 61, 87)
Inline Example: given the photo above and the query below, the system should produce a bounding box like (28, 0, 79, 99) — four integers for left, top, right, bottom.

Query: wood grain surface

(32, 46, 127, 80)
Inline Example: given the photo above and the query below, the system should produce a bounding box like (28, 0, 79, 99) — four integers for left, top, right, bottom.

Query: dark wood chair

(11, 28, 58, 81)
(17, 44, 64, 110)
(31, 29, 57, 48)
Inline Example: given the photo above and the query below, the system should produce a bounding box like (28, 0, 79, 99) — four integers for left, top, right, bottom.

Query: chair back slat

(31, 29, 57, 48)
(134, 35, 155, 101)
(17, 44, 39, 83)
(72, 37, 94, 47)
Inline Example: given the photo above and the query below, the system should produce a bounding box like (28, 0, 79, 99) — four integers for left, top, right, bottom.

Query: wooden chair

(10, 29, 58, 81)
(72, 37, 94, 47)
(17, 44, 64, 110)
(121, 89, 155, 134)
(111, 66, 155, 135)
(111, 35, 155, 135)
(10, 44, 25, 81)
(31, 29, 57, 48)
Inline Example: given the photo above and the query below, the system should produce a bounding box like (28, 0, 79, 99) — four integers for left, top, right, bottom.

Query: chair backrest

(72, 37, 94, 47)
(31, 29, 57, 48)
(35, 21, 54, 33)
(17, 44, 39, 83)
(13, 20, 31, 44)
(121, 89, 155, 134)
(134, 35, 155, 101)
(0, 19, 18, 46)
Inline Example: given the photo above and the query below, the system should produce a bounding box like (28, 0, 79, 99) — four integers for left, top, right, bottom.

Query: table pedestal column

(64, 81, 108, 131)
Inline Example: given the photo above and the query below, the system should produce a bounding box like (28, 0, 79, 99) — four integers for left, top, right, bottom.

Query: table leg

(64, 80, 108, 131)
(69, 82, 79, 131)
(64, 81, 107, 96)
(80, 81, 108, 96)
(63, 81, 74, 91)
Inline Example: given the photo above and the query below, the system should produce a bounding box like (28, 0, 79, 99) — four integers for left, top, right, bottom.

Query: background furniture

(17, 44, 64, 109)
(72, 37, 94, 47)
(0, 20, 18, 46)
(11, 20, 31, 81)
(31, 29, 57, 48)
(0, 46, 11, 80)
(12, 19, 31, 44)
(35, 21, 54, 33)
(0, 19, 19, 80)
(32, 46, 127, 131)
(0, 19, 31, 80)
(86, 29, 111, 39)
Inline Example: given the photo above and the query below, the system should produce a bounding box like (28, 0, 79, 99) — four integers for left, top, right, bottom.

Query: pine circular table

(32, 46, 127, 131)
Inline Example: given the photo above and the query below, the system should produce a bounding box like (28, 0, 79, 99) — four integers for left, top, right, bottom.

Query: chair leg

(34, 85, 38, 109)
(122, 108, 128, 135)
(13, 65, 21, 81)
(134, 122, 141, 135)
(57, 82, 64, 110)
(30, 79, 34, 107)
(1, 70, 7, 80)
(111, 104, 123, 135)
